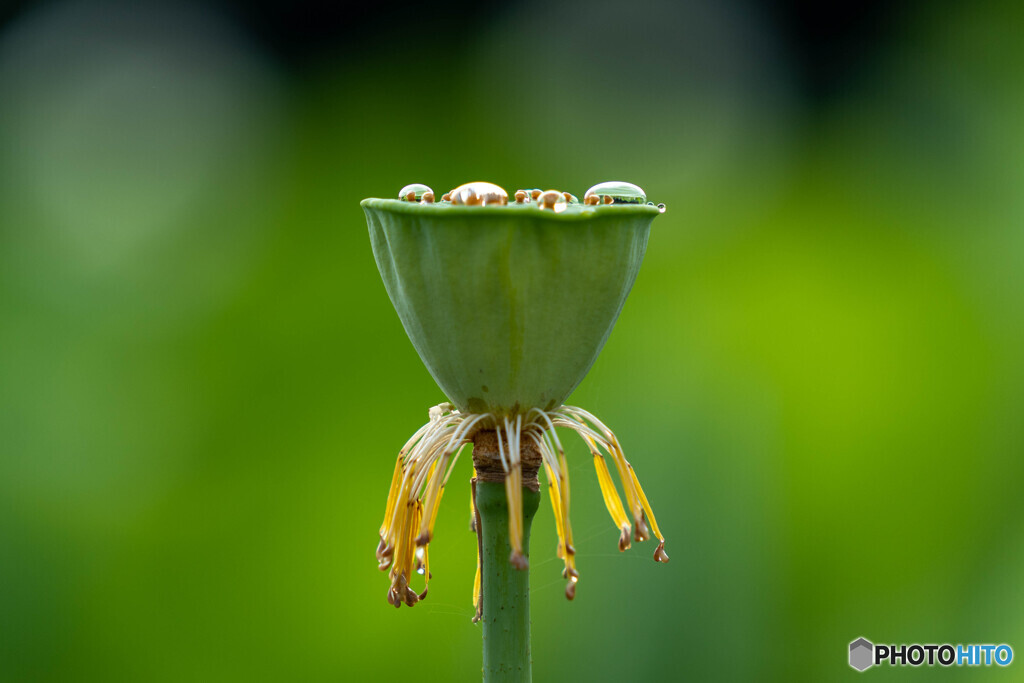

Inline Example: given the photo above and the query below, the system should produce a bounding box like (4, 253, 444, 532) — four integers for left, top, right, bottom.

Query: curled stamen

(374, 403, 666, 612)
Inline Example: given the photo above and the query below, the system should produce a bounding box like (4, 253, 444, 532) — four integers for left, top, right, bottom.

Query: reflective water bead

(563, 192, 579, 204)
(583, 181, 646, 205)
(399, 183, 433, 202)
(514, 190, 531, 203)
(537, 189, 567, 213)
(449, 181, 508, 206)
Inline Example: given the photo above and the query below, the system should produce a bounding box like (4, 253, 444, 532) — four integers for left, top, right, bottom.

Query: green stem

(475, 480, 541, 683)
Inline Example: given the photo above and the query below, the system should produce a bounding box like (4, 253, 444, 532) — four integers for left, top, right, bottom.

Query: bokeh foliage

(1, 0, 1023, 681)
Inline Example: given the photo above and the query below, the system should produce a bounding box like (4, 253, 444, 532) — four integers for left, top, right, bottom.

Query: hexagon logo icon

(850, 637, 874, 671)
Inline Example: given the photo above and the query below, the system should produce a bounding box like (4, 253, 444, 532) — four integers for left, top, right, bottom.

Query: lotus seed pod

(362, 190, 661, 414)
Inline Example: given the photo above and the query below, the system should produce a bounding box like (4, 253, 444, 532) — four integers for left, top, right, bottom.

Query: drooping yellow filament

(592, 450, 632, 550)
(472, 478, 483, 622)
(379, 455, 404, 541)
(505, 460, 526, 567)
(417, 458, 445, 545)
(602, 437, 648, 541)
(374, 402, 668, 612)
(627, 464, 670, 562)
(543, 461, 565, 560)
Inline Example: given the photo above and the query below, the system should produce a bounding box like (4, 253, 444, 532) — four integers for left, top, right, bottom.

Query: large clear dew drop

(584, 181, 646, 205)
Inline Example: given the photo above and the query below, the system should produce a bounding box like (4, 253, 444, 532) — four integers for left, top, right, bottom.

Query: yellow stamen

(379, 455, 404, 540)
(592, 451, 632, 550)
(416, 458, 446, 545)
(543, 462, 565, 560)
(627, 465, 670, 563)
(506, 461, 527, 568)
(472, 478, 483, 622)
(556, 435, 575, 559)
(605, 439, 647, 540)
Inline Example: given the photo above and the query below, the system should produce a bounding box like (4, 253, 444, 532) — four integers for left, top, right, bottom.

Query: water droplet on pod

(537, 189, 567, 213)
(563, 192, 579, 204)
(657, 203, 666, 214)
(514, 190, 530, 203)
(449, 181, 508, 206)
(583, 181, 646, 205)
(399, 183, 433, 202)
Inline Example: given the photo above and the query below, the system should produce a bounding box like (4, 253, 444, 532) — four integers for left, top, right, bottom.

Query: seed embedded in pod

(537, 189, 567, 213)
(449, 181, 508, 206)
(583, 181, 646, 205)
(399, 183, 434, 202)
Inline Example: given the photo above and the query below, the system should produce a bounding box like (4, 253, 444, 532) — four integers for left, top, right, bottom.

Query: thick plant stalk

(476, 480, 540, 683)
(472, 429, 543, 683)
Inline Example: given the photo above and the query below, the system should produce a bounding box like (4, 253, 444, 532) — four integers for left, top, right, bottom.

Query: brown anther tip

(421, 191, 435, 203)
(415, 532, 432, 547)
(565, 582, 576, 601)
(514, 190, 528, 203)
(404, 587, 419, 607)
(634, 518, 651, 543)
(653, 542, 670, 563)
(509, 551, 530, 571)
(618, 528, 632, 552)
(565, 543, 576, 556)
(378, 559, 392, 571)
(418, 587, 429, 601)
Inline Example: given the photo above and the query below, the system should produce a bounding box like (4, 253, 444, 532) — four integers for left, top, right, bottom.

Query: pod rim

(361, 197, 661, 221)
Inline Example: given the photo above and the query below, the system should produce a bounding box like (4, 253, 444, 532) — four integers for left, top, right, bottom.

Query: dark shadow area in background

(0, 0, 952, 102)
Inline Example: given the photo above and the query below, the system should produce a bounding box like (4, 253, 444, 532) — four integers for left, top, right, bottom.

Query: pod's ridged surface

(362, 199, 657, 414)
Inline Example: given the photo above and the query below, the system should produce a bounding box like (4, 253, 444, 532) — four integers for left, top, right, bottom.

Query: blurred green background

(1, 0, 1023, 680)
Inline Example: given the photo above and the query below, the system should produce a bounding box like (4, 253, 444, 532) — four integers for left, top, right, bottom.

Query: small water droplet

(399, 183, 433, 202)
(563, 192, 579, 204)
(583, 181, 646, 205)
(450, 181, 508, 206)
(514, 190, 530, 203)
(537, 189, 567, 213)
(657, 203, 666, 214)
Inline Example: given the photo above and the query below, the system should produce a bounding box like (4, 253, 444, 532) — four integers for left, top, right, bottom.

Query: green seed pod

(362, 191, 660, 415)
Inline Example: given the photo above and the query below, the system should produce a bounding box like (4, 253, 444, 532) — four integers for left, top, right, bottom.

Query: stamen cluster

(375, 403, 669, 612)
